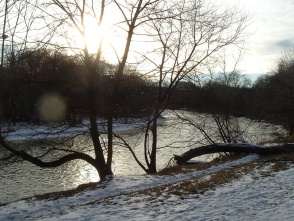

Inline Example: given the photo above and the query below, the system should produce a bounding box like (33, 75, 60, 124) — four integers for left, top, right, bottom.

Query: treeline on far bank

(1, 48, 294, 135)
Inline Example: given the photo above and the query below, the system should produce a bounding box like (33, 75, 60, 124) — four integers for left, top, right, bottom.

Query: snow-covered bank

(2, 117, 150, 142)
(3, 154, 290, 220)
(0, 111, 290, 218)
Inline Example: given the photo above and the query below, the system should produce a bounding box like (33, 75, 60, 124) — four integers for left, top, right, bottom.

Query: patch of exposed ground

(5, 152, 294, 208)
(126, 153, 294, 201)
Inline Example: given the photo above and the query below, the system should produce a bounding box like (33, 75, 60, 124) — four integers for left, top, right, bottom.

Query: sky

(1, 0, 293, 77)
(228, 0, 294, 75)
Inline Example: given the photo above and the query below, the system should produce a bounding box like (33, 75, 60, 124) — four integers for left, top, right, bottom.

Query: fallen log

(174, 143, 294, 165)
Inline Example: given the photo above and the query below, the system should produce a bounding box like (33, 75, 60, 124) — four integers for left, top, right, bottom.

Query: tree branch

(0, 136, 97, 169)
(174, 143, 294, 164)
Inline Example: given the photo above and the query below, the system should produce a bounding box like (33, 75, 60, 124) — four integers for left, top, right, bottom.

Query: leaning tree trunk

(174, 143, 294, 164)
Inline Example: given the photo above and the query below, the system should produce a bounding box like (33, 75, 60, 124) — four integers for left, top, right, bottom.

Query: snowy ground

(1, 154, 293, 221)
(2, 117, 149, 142)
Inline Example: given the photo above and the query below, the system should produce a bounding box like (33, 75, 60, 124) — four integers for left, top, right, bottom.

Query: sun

(82, 15, 124, 63)
(84, 16, 109, 52)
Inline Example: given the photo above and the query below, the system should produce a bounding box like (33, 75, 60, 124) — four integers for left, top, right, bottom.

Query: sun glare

(81, 15, 124, 63)
(84, 16, 108, 51)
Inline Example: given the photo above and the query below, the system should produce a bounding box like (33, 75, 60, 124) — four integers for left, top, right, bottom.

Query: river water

(0, 111, 286, 204)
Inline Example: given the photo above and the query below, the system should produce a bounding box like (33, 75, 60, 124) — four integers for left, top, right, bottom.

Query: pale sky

(229, 0, 294, 75)
(4, 0, 292, 76)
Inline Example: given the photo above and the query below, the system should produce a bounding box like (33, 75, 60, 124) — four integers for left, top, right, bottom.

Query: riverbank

(0, 111, 288, 205)
(1, 152, 294, 220)
(1, 117, 152, 142)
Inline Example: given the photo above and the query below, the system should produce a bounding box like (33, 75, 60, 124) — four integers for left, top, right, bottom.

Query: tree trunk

(106, 114, 113, 175)
(86, 58, 112, 180)
(174, 143, 294, 164)
(89, 99, 109, 179)
(147, 117, 158, 174)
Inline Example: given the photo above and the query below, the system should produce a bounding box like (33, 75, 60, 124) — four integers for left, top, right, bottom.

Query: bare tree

(115, 0, 250, 173)
(0, 0, 57, 126)
(0, 0, 163, 180)
(0, 0, 9, 127)
(0, 0, 250, 181)
(173, 46, 253, 150)
(264, 48, 294, 135)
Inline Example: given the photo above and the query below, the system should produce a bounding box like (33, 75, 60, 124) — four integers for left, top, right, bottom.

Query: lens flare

(37, 93, 67, 123)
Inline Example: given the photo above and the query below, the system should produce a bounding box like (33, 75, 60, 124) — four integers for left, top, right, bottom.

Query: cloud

(215, 0, 294, 75)
(239, 0, 294, 74)
(275, 39, 294, 50)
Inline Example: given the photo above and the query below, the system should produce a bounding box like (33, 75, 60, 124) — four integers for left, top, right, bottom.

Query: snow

(1, 154, 294, 220)
(0, 113, 292, 220)
(2, 118, 148, 142)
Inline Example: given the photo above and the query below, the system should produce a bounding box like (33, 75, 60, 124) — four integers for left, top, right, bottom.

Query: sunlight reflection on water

(0, 112, 286, 204)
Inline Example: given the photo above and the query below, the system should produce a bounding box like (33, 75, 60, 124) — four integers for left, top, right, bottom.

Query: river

(0, 111, 286, 204)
